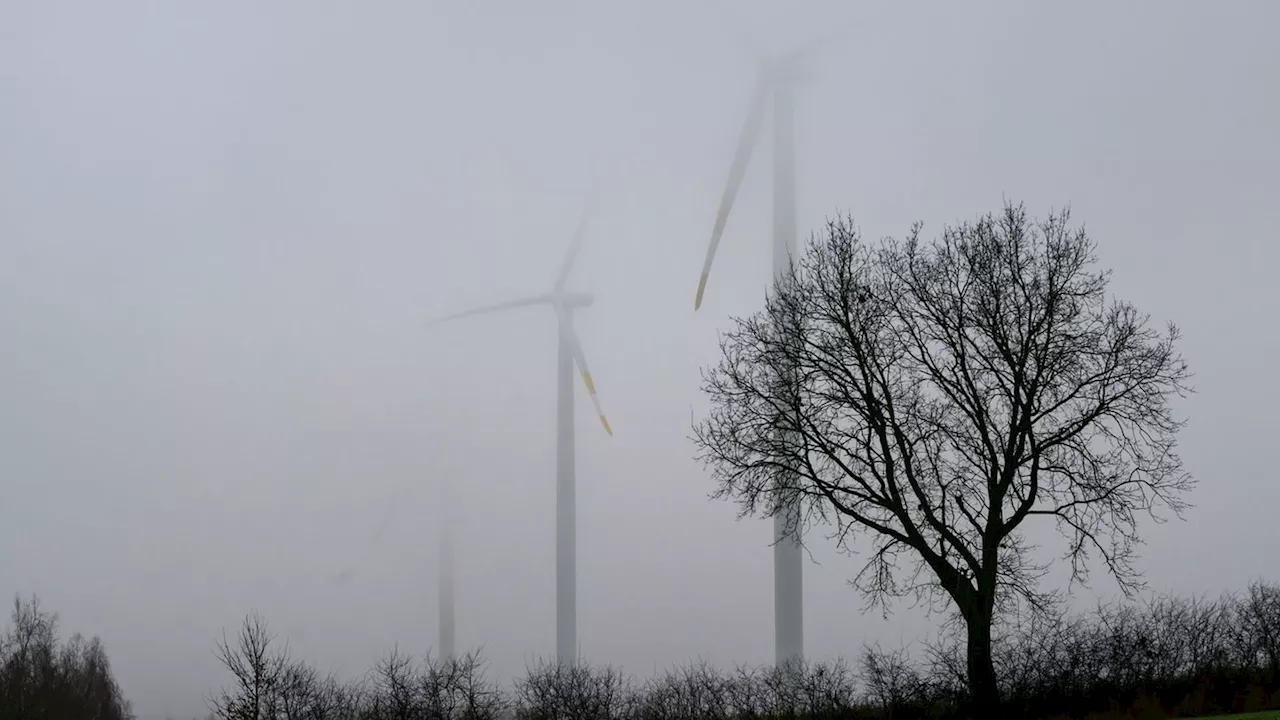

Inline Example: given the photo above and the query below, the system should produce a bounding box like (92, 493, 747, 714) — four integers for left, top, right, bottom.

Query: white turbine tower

(438, 477, 456, 661)
(430, 202, 612, 666)
(693, 43, 826, 667)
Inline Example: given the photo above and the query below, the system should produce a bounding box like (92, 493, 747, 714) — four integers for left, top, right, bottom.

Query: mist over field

(2, 2, 1278, 718)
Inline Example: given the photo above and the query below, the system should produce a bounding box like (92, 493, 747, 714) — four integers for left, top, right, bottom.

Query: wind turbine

(356, 479, 459, 659)
(430, 201, 612, 666)
(693, 41, 829, 667)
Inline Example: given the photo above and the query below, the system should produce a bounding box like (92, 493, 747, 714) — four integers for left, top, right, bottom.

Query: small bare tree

(370, 646, 419, 719)
(859, 644, 925, 718)
(514, 659, 635, 720)
(428, 650, 506, 720)
(635, 660, 731, 720)
(693, 203, 1193, 714)
(209, 612, 288, 720)
(1239, 580, 1280, 678)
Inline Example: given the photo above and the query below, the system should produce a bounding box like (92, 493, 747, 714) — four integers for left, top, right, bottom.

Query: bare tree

(209, 612, 289, 720)
(370, 646, 419, 720)
(513, 659, 635, 720)
(786, 658, 858, 718)
(693, 203, 1193, 714)
(1239, 580, 1280, 679)
(425, 650, 507, 720)
(634, 660, 731, 720)
(0, 594, 134, 720)
(859, 644, 925, 719)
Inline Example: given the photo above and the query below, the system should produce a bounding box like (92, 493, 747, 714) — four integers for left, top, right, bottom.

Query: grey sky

(2, 2, 1277, 718)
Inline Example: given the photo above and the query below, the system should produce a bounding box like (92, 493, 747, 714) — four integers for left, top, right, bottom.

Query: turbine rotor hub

(554, 291, 595, 309)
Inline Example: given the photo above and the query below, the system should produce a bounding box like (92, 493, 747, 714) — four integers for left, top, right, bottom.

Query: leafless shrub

(311, 674, 369, 720)
(633, 660, 730, 720)
(920, 631, 968, 710)
(721, 665, 769, 718)
(513, 660, 635, 720)
(791, 658, 859, 719)
(1238, 579, 1280, 678)
(422, 651, 507, 720)
(859, 645, 926, 719)
(201, 582, 1280, 720)
(363, 647, 505, 720)
(720, 659, 856, 719)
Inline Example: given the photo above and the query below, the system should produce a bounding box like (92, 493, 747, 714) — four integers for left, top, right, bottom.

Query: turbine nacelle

(756, 48, 811, 89)
(551, 291, 595, 310)
(429, 198, 612, 436)
(694, 30, 840, 310)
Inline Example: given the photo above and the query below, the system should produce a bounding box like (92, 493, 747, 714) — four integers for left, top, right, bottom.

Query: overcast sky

(2, 2, 1278, 718)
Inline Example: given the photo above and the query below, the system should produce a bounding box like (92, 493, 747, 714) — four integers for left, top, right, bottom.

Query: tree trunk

(966, 608, 1000, 718)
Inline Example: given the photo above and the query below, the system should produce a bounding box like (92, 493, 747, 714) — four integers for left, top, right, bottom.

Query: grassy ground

(1196, 712, 1280, 719)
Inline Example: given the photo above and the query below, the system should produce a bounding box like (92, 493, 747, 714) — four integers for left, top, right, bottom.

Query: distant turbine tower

(693, 39, 833, 666)
(430, 200, 612, 665)
(439, 478, 456, 661)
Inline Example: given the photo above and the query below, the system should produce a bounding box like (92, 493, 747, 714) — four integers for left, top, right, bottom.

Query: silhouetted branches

(514, 659, 634, 720)
(0, 594, 134, 720)
(210, 612, 289, 720)
(693, 202, 1193, 713)
(194, 582, 1280, 720)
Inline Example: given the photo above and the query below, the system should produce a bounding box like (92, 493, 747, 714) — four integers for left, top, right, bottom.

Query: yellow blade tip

(600, 415, 613, 435)
(695, 273, 709, 310)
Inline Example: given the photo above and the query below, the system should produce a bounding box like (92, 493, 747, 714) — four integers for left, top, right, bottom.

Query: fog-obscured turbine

(693, 32, 843, 666)
(430, 200, 612, 665)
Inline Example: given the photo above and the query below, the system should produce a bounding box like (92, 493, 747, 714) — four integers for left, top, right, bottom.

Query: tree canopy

(693, 203, 1193, 711)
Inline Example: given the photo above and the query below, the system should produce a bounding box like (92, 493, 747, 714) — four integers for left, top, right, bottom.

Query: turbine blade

(554, 193, 597, 291)
(564, 325, 612, 436)
(428, 294, 555, 325)
(696, 80, 769, 310)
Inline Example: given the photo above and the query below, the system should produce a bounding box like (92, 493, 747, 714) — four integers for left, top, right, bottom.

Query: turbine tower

(431, 201, 611, 665)
(351, 477, 458, 659)
(439, 477, 456, 661)
(694, 50, 810, 667)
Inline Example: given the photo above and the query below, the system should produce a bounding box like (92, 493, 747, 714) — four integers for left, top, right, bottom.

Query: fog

(2, 2, 1278, 718)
